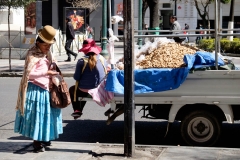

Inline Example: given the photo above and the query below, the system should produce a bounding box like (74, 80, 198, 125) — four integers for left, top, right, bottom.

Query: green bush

(221, 0, 231, 4)
(199, 39, 215, 52)
(233, 38, 240, 41)
(221, 40, 231, 53)
(198, 38, 240, 54)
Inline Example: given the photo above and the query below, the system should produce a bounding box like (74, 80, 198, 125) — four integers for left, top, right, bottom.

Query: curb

(224, 53, 240, 57)
(0, 72, 23, 77)
(0, 72, 74, 77)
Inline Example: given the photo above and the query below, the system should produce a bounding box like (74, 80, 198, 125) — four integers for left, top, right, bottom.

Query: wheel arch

(170, 104, 231, 123)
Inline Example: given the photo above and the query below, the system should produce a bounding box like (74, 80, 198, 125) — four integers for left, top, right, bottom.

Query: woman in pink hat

(69, 39, 108, 119)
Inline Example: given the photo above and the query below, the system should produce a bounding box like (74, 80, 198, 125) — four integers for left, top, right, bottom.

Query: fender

(168, 104, 183, 123)
(217, 104, 234, 123)
(168, 104, 234, 123)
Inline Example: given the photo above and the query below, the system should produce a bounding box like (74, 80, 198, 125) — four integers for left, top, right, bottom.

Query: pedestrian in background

(196, 23, 203, 45)
(86, 24, 94, 39)
(143, 24, 149, 44)
(184, 23, 189, 43)
(65, 17, 78, 62)
(144, 24, 149, 35)
(169, 15, 184, 43)
(14, 25, 63, 152)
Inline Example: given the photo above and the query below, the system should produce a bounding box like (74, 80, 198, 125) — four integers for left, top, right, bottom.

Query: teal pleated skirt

(14, 82, 63, 141)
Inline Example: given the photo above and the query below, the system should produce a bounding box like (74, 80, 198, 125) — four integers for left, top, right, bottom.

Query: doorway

(160, 10, 173, 34)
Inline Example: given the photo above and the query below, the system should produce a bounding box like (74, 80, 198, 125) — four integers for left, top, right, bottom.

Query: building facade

(1, 0, 240, 46)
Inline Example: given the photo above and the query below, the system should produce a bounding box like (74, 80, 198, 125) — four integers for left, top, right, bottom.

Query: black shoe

(40, 141, 51, 146)
(33, 143, 45, 152)
(74, 54, 78, 61)
(64, 59, 71, 62)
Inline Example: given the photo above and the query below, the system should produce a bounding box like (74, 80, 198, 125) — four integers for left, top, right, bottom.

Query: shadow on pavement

(6, 120, 240, 148)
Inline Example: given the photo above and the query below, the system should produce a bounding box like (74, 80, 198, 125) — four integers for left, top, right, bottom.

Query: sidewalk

(0, 46, 124, 77)
(1, 139, 240, 160)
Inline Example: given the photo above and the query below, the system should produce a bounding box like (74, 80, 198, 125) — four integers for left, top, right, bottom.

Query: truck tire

(180, 111, 221, 147)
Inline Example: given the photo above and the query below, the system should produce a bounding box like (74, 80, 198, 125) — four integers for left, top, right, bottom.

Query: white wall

(0, 8, 24, 31)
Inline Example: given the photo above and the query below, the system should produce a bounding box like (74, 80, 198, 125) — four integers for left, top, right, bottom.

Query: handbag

(49, 63, 71, 109)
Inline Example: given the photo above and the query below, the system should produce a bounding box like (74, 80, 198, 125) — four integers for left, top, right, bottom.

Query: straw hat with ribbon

(38, 25, 56, 44)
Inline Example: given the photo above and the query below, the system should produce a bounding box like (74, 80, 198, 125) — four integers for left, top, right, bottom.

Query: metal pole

(77, 33, 79, 51)
(101, 0, 108, 58)
(138, 0, 142, 48)
(36, 1, 42, 33)
(123, 0, 135, 157)
(214, 0, 218, 70)
(20, 27, 21, 57)
(175, 0, 177, 15)
(108, 0, 112, 30)
(218, 0, 221, 58)
(59, 26, 61, 56)
(111, 0, 114, 29)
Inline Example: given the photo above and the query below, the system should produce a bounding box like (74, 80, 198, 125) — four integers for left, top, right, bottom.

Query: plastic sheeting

(105, 51, 225, 94)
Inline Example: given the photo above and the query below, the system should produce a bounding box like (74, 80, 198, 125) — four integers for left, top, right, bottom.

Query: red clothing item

(29, 57, 50, 91)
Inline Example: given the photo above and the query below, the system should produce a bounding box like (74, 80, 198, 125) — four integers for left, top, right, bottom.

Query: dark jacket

(66, 22, 75, 40)
(73, 54, 107, 89)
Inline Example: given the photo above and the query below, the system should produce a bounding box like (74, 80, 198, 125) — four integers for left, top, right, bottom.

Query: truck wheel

(180, 111, 221, 147)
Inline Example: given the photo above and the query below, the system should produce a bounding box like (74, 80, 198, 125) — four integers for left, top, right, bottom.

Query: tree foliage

(66, 0, 101, 17)
(0, 0, 35, 8)
(221, 0, 231, 4)
(0, 0, 35, 71)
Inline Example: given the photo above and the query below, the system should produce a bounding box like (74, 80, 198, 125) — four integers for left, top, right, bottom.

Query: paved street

(1, 43, 240, 159)
(1, 75, 240, 159)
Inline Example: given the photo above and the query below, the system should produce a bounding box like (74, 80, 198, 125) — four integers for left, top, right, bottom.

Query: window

(162, 3, 171, 8)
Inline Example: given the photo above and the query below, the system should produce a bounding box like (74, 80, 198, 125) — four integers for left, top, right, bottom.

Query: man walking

(170, 15, 184, 43)
(195, 24, 203, 45)
(65, 17, 78, 62)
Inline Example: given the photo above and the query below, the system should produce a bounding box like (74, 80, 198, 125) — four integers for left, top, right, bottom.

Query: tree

(227, 0, 235, 41)
(141, 0, 159, 31)
(66, 0, 101, 17)
(177, 0, 231, 29)
(146, 0, 159, 30)
(0, 0, 35, 71)
(142, 0, 148, 28)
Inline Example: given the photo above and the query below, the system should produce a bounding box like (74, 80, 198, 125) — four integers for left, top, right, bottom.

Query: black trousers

(173, 37, 185, 43)
(69, 85, 89, 112)
(65, 39, 77, 60)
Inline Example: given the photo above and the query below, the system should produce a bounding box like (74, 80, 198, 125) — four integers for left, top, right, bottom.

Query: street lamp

(101, 0, 108, 58)
(137, 0, 142, 48)
(171, 0, 177, 15)
(36, 0, 43, 32)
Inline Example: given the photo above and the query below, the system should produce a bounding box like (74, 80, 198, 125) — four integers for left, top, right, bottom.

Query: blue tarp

(105, 51, 225, 94)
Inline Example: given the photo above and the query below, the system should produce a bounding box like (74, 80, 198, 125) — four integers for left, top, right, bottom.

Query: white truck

(102, 69, 240, 147)
(82, 68, 240, 147)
